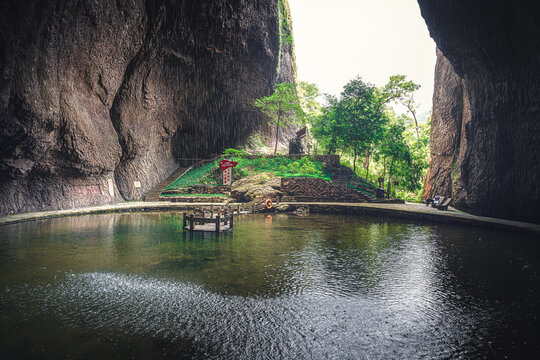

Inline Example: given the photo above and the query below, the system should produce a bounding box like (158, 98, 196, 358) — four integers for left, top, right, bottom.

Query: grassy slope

(163, 156, 331, 191)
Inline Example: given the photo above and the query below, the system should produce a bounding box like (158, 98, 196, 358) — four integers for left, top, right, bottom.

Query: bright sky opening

(288, 0, 437, 117)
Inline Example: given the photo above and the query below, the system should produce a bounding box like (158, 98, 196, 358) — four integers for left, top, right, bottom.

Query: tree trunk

(274, 112, 280, 155)
(386, 157, 394, 198)
(382, 156, 386, 185)
(412, 112, 420, 139)
(353, 148, 357, 175)
(405, 102, 420, 139)
(365, 149, 370, 180)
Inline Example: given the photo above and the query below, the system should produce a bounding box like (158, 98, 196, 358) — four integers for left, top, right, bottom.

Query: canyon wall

(419, 0, 540, 223)
(0, 0, 295, 215)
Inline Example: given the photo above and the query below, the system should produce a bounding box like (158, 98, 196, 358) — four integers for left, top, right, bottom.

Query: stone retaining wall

(280, 177, 362, 202)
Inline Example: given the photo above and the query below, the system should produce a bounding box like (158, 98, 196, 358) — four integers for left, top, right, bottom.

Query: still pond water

(1, 212, 539, 359)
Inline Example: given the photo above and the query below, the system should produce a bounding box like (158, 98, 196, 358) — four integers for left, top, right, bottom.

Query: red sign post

(219, 159, 238, 170)
(219, 159, 238, 185)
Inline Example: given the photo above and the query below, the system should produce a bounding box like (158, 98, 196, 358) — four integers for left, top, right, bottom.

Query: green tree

(377, 115, 411, 197)
(307, 74, 429, 201)
(401, 114, 430, 191)
(338, 77, 386, 174)
(381, 74, 421, 138)
(311, 94, 342, 154)
(299, 81, 321, 123)
(254, 83, 305, 154)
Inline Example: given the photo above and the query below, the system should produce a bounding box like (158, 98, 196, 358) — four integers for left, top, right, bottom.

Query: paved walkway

(282, 202, 540, 235)
(1, 201, 539, 235)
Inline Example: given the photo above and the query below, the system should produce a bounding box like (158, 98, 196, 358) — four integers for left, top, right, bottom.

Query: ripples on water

(1, 213, 539, 359)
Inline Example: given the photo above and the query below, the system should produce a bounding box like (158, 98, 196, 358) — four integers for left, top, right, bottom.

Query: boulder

(275, 204, 290, 212)
(244, 186, 282, 202)
(266, 176, 282, 190)
(231, 173, 282, 202)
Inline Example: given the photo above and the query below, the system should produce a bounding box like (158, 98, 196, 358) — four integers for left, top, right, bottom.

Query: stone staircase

(144, 166, 190, 202)
(347, 176, 378, 202)
(330, 166, 353, 186)
(328, 164, 380, 202)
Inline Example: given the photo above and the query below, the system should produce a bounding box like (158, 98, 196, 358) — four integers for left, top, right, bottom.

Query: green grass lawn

(164, 161, 220, 190)
(232, 156, 331, 181)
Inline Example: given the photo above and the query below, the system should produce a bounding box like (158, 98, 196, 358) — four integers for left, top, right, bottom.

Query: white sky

(288, 0, 436, 116)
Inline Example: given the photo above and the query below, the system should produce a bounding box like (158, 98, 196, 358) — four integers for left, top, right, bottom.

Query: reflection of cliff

(0, 0, 294, 215)
(419, 0, 540, 223)
(0, 213, 186, 283)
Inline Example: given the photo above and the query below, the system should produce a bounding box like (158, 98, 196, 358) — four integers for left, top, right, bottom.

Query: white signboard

(108, 179, 115, 197)
(222, 167, 232, 185)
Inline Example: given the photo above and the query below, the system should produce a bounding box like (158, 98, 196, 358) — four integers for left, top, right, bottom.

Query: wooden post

(189, 215, 194, 231)
(252, 203, 255, 214)
(230, 213, 234, 229)
(216, 215, 221, 232)
(237, 204, 241, 214)
(183, 212, 187, 228)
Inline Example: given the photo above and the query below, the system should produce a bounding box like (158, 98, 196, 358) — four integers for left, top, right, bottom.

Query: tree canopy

(311, 77, 386, 174)
(254, 83, 305, 154)
(309, 74, 430, 200)
(381, 74, 422, 138)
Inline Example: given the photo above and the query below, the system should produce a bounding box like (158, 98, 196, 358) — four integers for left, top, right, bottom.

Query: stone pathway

(1, 201, 539, 235)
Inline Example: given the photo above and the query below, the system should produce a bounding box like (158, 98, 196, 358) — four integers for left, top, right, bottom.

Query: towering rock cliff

(423, 49, 470, 205)
(0, 0, 295, 215)
(419, 0, 540, 223)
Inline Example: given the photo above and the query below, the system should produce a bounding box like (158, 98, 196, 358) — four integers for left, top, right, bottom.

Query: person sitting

(425, 194, 440, 206)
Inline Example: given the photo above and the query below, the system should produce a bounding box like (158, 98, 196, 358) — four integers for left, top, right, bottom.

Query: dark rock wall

(0, 0, 294, 214)
(424, 49, 470, 202)
(419, 0, 540, 223)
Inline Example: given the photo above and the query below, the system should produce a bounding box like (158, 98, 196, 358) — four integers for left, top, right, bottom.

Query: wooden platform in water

(182, 212, 234, 232)
(182, 222, 233, 232)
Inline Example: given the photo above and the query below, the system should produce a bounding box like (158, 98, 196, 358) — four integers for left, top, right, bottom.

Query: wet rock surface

(419, 0, 540, 223)
(0, 0, 294, 215)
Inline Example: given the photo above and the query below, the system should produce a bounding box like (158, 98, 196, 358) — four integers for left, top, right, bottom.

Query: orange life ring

(265, 199, 273, 209)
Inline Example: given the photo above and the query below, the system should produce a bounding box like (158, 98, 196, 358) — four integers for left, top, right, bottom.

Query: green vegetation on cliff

(276, 0, 296, 77)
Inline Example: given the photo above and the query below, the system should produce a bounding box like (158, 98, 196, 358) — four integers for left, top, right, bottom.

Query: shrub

(299, 164, 316, 175)
(289, 161, 300, 173)
(223, 148, 248, 158)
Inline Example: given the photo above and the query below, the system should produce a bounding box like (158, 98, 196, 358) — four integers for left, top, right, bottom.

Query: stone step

(144, 167, 190, 202)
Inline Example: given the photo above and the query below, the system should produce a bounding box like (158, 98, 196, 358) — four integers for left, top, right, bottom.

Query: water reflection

(1, 213, 539, 358)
